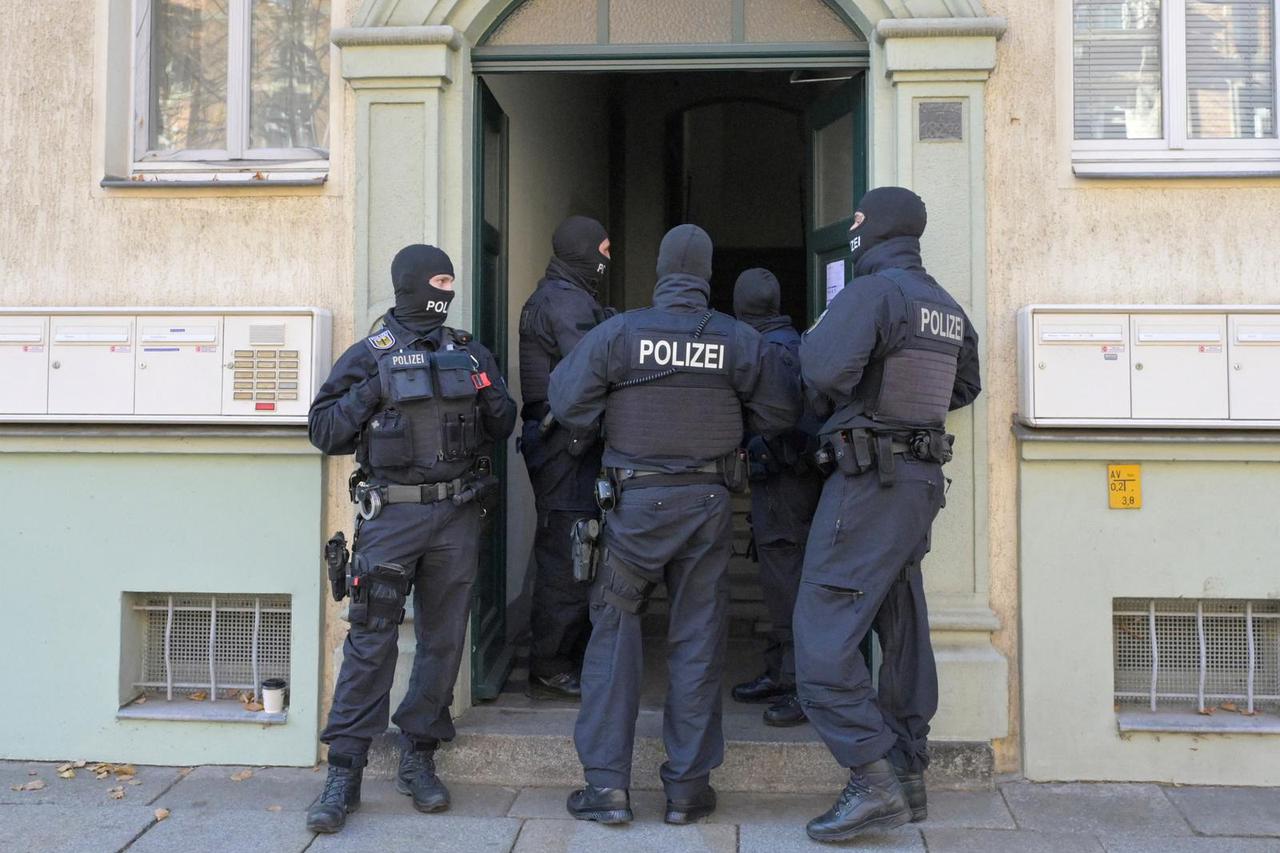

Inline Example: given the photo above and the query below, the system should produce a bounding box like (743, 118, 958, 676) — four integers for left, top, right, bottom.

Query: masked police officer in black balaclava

(548, 224, 800, 827)
(304, 244, 517, 834)
(518, 216, 613, 699)
(730, 269, 823, 727)
(795, 188, 981, 843)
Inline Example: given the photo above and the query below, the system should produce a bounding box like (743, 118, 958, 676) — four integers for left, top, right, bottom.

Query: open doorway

(473, 67, 865, 737)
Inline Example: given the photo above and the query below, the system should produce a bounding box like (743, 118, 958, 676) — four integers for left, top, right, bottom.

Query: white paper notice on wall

(825, 260, 846, 306)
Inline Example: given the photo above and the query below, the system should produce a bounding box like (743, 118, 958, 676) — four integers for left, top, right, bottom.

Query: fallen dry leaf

(73, 761, 86, 769)
(10, 780, 46, 792)
(188, 691, 208, 702)
(134, 696, 147, 705)
(107, 786, 125, 800)
(239, 691, 252, 704)
(56, 763, 72, 773)
(113, 764, 137, 779)
(1220, 702, 1239, 713)
(154, 808, 170, 821)
(26, 770, 37, 776)
(127, 779, 143, 786)
(229, 769, 254, 782)
(243, 702, 264, 712)
(266, 804, 283, 812)
(57, 768, 75, 780)
(1197, 707, 1215, 716)
(95, 772, 109, 780)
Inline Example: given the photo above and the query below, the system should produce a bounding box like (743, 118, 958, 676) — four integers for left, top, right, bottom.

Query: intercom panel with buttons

(0, 308, 331, 425)
(1018, 305, 1280, 428)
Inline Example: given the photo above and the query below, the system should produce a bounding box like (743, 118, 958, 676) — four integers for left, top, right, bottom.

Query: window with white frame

(133, 0, 330, 176)
(1072, 0, 1280, 176)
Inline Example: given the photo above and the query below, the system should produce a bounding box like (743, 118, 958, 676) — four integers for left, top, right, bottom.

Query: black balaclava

(656, 224, 713, 282)
(546, 215, 610, 294)
(848, 186, 927, 266)
(733, 268, 781, 326)
(391, 244, 455, 334)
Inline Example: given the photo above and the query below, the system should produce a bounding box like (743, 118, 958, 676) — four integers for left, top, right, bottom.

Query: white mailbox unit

(1018, 305, 1280, 428)
(0, 308, 331, 425)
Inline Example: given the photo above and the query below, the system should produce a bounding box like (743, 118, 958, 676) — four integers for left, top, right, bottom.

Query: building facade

(1, 0, 1277, 784)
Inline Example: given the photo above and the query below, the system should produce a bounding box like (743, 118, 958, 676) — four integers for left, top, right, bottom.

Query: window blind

(1074, 0, 1164, 140)
(1186, 0, 1276, 138)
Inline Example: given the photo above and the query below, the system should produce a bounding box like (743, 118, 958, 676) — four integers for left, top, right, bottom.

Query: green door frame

(466, 52, 869, 702)
(470, 78, 513, 701)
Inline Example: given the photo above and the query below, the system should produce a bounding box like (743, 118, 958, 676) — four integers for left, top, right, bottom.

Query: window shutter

(1185, 0, 1276, 139)
(1074, 0, 1165, 140)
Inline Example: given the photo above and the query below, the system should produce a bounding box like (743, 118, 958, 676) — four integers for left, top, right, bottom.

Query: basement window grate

(1114, 598, 1280, 715)
(133, 594, 290, 702)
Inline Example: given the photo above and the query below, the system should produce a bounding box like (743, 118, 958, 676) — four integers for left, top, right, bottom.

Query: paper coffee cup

(261, 678, 287, 714)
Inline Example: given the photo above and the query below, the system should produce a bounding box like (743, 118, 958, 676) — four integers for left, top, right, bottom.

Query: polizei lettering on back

(392, 352, 428, 367)
(635, 338, 727, 372)
(915, 302, 965, 344)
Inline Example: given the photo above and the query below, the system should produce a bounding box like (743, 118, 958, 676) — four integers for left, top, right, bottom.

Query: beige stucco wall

(0, 1, 364, 721)
(982, 0, 1280, 772)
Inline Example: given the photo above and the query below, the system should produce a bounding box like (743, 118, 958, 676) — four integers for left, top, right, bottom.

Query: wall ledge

(875, 16, 1007, 42)
(332, 25, 461, 50)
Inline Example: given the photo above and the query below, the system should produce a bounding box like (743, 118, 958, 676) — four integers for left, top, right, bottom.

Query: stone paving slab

(1100, 837, 1280, 853)
(308, 814, 523, 853)
(355, 777, 520, 816)
(923, 829, 1105, 852)
(1163, 785, 1280, 837)
(127, 805, 315, 853)
(739, 823, 924, 852)
(512, 818, 737, 853)
(0, 761, 184, 806)
(915, 790, 1017, 830)
(1000, 782, 1192, 836)
(0, 804, 157, 853)
(152, 765, 323, 812)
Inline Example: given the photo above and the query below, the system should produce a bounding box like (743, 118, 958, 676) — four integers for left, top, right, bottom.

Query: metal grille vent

(135, 594, 290, 701)
(1114, 598, 1280, 714)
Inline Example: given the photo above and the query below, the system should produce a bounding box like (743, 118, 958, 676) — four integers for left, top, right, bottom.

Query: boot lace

(839, 773, 872, 805)
(402, 750, 435, 780)
(319, 769, 352, 805)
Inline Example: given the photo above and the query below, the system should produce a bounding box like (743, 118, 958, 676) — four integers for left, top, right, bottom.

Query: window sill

(1117, 708, 1280, 735)
(1073, 154, 1280, 179)
(118, 698, 288, 725)
(102, 172, 327, 189)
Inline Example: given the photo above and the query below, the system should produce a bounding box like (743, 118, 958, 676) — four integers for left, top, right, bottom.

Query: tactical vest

(854, 268, 963, 429)
(604, 311, 743, 465)
(357, 326, 485, 485)
(518, 282, 606, 406)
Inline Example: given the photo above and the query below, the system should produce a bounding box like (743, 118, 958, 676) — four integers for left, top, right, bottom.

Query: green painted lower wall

(0, 429, 323, 767)
(1018, 431, 1280, 786)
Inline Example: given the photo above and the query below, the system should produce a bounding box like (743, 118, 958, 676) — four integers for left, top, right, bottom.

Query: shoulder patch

(368, 329, 396, 350)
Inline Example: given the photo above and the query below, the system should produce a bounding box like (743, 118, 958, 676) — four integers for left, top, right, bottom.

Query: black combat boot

(665, 785, 717, 824)
(890, 757, 927, 822)
(763, 693, 808, 727)
(396, 745, 450, 813)
(805, 759, 911, 843)
(527, 671, 582, 700)
(305, 753, 364, 834)
(566, 785, 633, 824)
(731, 672, 791, 704)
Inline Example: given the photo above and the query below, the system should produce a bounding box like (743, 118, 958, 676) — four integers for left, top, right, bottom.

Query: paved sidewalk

(3, 761, 1278, 852)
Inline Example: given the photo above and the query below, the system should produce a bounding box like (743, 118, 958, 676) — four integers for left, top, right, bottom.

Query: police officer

(518, 216, 613, 699)
(549, 225, 800, 826)
(794, 188, 981, 843)
(304, 245, 517, 834)
(729, 268, 823, 727)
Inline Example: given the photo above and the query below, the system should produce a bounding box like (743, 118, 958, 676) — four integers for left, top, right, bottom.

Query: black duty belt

(381, 481, 470, 504)
(610, 464, 722, 491)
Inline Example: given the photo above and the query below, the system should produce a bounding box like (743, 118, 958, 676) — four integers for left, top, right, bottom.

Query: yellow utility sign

(1108, 464, 1142, 509)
